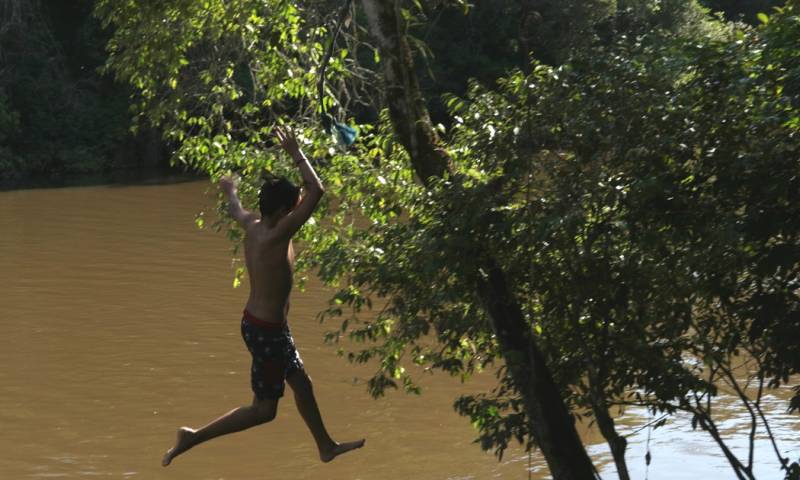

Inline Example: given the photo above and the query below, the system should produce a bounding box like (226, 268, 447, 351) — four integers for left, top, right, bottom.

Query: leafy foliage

(96, 0, 374, 184)
(412, 0, 720, 125)
(97, 0, 800, 477)
(436, 10, 799, 474)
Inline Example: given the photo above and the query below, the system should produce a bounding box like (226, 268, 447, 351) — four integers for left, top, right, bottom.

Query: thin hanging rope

(528, 449, 532, 480)
(645, 411, 653, 480)
(317, 0, 354, 133)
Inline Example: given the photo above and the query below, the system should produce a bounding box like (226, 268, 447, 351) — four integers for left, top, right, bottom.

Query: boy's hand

(274, 126, 302, 159)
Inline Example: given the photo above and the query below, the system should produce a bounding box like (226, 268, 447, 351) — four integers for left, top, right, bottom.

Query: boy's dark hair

(259, 176, 300, 217)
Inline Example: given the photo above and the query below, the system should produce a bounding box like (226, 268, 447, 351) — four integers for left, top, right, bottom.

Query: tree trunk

(359, 0, 449, 186)
(360, 1, 598, 478)
(587, 368, 631, 480)
(477, 259, 600, 479)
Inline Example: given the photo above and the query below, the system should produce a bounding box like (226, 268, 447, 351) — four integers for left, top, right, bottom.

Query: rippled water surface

(1, 181, 797, 479)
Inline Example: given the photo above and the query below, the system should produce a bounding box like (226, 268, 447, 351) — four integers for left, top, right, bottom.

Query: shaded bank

(0, 163, 198, 192)
(0, 0, 170, 183)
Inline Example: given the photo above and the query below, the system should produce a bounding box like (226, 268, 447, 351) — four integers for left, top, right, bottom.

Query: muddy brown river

(1, 181, 797, 479)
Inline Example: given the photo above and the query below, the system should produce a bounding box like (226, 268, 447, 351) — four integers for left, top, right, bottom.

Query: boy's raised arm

(220, 176, 258, 228)
(269, 127, 325, 240)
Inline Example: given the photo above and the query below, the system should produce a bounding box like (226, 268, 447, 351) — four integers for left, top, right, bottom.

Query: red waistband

(242, 309, 286, 330)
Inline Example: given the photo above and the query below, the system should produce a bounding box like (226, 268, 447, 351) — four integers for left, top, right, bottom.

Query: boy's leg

(286, 369, 365, 462)
(162, 396, 278, 466)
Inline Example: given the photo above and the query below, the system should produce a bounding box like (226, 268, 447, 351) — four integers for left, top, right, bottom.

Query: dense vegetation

(0, 0, 167, 184)
(4, 0, 799, 479)
(0, 0, 784, 184)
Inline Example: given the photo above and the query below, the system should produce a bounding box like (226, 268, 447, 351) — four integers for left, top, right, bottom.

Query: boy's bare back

(242, 221, 295, 324)
(219, 127, 325, 325)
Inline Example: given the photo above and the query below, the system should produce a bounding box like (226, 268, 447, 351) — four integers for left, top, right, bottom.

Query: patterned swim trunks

(240, 310, 304, 400)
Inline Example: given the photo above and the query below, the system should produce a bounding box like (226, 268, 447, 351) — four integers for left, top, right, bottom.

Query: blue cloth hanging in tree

(317, 0, 357, 147)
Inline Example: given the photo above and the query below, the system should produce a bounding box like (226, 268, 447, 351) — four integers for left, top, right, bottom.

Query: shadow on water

(0, 164, 204, 192)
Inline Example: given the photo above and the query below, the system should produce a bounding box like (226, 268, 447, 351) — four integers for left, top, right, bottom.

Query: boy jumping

(162, 127, 365, 466)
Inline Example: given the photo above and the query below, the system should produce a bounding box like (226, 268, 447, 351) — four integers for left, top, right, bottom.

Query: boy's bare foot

(162, 427, 196, 466)
(320, 439, 366, 463)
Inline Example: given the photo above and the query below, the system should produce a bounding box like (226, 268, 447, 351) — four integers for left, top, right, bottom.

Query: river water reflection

(1, 181, 797, 479)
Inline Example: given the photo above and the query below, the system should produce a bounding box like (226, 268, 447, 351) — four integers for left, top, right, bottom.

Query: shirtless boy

(162, 127, 364, 466)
